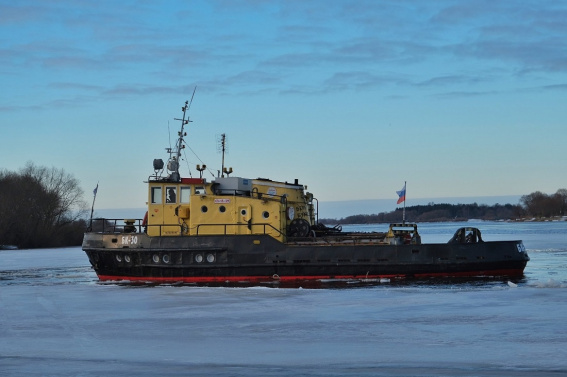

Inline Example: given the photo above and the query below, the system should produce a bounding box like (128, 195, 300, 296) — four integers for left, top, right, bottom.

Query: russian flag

(396, 183, 406, 204)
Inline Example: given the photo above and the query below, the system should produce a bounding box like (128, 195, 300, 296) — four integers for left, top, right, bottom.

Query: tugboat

(82, 101, 530, 285)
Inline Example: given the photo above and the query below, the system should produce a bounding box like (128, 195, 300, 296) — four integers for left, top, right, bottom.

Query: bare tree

(0, 163, 87, 248)
(555, 189, 567, 216)
(20, 162, 87, 226)
(521, 189, 567, 218)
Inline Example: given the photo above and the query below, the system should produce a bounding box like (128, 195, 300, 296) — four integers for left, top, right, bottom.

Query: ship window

(262, 211, 270, 219)
(166, 186, 177, 203)
(201, 205, 208, 213)
(180, 187, 190, 203)
(151, 187, 162, 204)
(219, 205, 226, 213)
(195, 186, 206, 195)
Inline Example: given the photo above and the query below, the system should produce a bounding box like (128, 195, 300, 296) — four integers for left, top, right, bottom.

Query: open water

(1, 221, 566, 376)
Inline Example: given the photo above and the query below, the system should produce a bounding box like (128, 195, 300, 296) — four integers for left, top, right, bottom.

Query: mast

(220, 133, 226, 177)
(168, 88, 196, 181)
(217, 132, 233, 177)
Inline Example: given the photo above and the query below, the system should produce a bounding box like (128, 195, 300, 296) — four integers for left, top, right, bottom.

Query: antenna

(217, 133, 231, 177)
(187, 86, 197, 112)
(167, 121, 172, 152)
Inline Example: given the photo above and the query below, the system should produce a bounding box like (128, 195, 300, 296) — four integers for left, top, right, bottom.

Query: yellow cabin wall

(146, 179, 313, 242)
(189, 193, 284, 241)
(251, 180, 314, 226)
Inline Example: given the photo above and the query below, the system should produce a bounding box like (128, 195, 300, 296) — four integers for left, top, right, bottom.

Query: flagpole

(88, 182, 98, 231)
(403, 181, 406, 225)
(396, 182, 407, 224)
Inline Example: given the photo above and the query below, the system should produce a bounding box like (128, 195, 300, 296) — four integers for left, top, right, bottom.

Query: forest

(0, 163, 87, 248)
(1, 162, 566, 248)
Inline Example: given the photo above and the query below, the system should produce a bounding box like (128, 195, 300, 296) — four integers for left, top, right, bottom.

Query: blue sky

(1, 0, 566, 216)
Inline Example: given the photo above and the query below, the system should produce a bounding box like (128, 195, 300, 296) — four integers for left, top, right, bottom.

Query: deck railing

(87, 218, 284, 238)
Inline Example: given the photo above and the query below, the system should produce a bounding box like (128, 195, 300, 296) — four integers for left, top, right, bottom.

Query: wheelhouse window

(166, 186, 177, 203)
(195, 186, 206, 195)
(180, 187, 190, 203)
(151, 186, 162, 204)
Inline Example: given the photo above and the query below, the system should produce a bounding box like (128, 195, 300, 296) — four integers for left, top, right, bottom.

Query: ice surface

(1, 221, 566, 376)
(2, 279, 567, 376)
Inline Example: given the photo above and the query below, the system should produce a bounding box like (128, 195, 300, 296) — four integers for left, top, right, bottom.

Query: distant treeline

(2, 161, 566, 247)
(0, 163, 87, 248)
(320, 189, 567, 224)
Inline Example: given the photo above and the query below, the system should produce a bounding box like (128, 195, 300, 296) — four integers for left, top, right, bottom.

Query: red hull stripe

(97, 269, 524, 283)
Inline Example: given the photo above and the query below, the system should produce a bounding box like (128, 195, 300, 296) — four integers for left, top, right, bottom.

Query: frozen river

(1, 221, 566, 376)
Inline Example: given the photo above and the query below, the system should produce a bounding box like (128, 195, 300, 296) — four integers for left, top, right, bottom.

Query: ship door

(148, 185, 164, 236)
(178, 186, 191, 235)
(238, 205, 252, 234)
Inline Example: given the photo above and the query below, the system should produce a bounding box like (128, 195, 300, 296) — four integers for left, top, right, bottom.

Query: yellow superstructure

(146, 176, 315, 242)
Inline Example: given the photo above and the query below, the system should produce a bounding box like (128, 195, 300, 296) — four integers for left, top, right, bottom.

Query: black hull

(83, 233, 529, 284)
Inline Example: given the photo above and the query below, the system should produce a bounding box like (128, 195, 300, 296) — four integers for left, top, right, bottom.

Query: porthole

(124, 255, 131, 263)
(115, 255, 122, 262)
(152, 254, 160, 263)
(241, 209, 247, 216)
(262, 211, 270, 219)
(201, 205, 208, 213)
(206, 253, 215, 263)
(162, 254, 170, 264)
(195, 254, 203, 263)
(219, 205, 226, 213)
